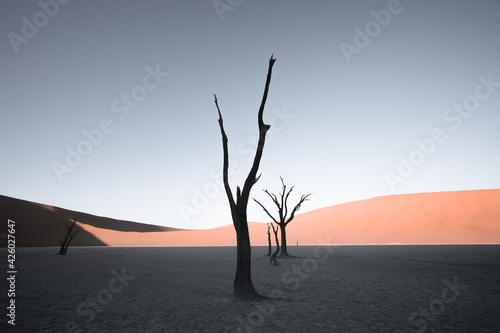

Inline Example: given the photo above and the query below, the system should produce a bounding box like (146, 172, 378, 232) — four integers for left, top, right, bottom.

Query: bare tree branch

(254, 173, 262, 185)
(283, 185, 294, 221)
(285, 193, 312, 226)
(240, 55, 276, 202)
(214, 94, 235, 212)
(263, 189, 280, 209)
(279, 177, 286, 222)
(253, 198, 278, 224)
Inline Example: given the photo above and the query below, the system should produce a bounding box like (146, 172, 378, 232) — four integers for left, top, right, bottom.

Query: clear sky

(1, 0, 499, 229)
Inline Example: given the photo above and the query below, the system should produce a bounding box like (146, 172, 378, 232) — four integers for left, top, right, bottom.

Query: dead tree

(266, 223, 272, 256)
(270, 223, 280, 265)
(254, 177, 311, 257)
(214, 55, 276, 302)
(58, 218, 79, 255)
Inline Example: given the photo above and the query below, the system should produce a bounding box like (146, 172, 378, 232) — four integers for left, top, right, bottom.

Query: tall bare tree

(253, 177, 311, 257)
(214, 55, 276, 302)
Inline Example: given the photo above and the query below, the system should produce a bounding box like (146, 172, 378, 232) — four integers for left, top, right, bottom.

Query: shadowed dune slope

(0, 195, 105, 247)
(0, 195, 181, 247)
(1, 189, 499, 246)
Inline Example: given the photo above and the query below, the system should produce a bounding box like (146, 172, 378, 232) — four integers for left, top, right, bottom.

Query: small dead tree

(58, 218, 79, 255)
(266, 223, 272, 256)
(215, 55, 276, 302)
(254, 177, 311, 257)
(270, 223, 280, 265)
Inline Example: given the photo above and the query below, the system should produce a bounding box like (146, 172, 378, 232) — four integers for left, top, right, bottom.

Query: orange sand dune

(286, 189, 500, 245)
(1, 189, 499, 247)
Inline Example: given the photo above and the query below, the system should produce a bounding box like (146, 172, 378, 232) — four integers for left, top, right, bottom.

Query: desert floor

(2, 245, 500, 332)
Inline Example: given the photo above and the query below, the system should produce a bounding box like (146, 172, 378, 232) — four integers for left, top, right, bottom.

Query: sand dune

(287, 189, 500, 245)
(1, 189, 499, 247)
(0, 195, 180, 247)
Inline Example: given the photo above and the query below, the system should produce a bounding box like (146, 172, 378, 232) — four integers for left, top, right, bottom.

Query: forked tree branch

(215, 55, 276, 234)
(285, 193, 312, 225)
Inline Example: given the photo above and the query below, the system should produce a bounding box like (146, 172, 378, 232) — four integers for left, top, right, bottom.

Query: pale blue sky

(1, 0, 499, 229)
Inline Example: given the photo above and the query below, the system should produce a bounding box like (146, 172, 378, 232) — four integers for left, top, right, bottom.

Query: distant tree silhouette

(253, 177, 311, 257)
(58, 218, 79, 255)
(266, 223, 272, 256)
(214, 55, 276, 303)
(270, 223, 280, 265)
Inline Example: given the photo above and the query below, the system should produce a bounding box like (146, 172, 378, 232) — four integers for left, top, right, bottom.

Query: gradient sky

(1, 0, 499, 229)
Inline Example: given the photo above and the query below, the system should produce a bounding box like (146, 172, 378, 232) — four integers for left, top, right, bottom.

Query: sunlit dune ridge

(0, 189, 499, 247)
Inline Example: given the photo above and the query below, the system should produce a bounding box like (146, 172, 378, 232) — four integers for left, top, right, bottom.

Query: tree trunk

(270, 224, 280, 265)
(279, 223, 289, 257)
(234, 217, 267, 302)
(58, 237, 68, 255)
(266, 225, 272, 256)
